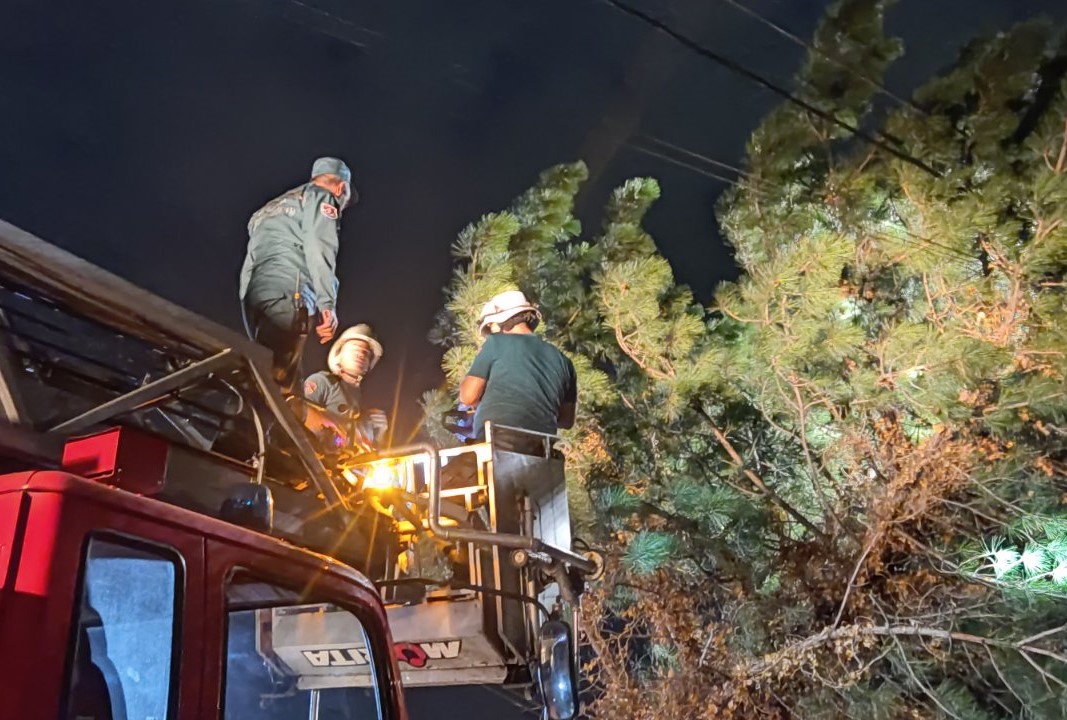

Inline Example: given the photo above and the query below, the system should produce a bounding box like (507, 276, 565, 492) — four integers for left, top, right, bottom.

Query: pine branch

(741, 622, 1067, 680)
(691, 400, 826, 539)
(832, 531, 882, 628)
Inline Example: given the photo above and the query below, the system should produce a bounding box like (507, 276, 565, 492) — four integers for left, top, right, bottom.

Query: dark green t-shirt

(467, 333, 577, 438)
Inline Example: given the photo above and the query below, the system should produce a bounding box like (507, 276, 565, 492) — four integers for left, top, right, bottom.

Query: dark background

(2, 1, 1064, 715)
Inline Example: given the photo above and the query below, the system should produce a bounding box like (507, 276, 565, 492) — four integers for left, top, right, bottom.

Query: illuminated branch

(740, 623, 1067, 680)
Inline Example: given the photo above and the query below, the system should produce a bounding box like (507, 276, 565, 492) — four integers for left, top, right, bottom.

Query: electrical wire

(627, 136, 976, 263)
(713, 0, 924, 114)
(596, 0, 941, 178)
(625, 138, 786, 203)
(626, 142, 744, 186)
(642, 134, 753, 177)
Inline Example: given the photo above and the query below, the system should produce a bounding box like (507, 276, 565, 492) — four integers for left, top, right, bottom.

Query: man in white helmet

(303, 324, 388, 448)
(458, 290, 577, 443)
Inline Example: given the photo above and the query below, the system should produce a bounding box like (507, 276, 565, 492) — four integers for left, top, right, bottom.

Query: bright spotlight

(363, 462, 400, 491)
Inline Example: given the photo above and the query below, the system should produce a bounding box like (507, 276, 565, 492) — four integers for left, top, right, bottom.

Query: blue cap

(311, 157, 352, 183)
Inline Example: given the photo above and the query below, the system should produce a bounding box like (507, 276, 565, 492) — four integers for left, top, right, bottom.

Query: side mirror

(537, 620, 578, 720)
(220, 484, 274, 534)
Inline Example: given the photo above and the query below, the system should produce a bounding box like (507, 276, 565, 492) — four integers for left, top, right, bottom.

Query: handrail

(361, 443, 598, 576)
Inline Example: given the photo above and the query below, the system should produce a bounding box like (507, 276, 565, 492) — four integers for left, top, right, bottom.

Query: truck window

(223, 571, 384, 720)
(64, 536, 181, 720)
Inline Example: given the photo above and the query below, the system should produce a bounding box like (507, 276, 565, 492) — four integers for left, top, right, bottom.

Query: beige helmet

(328, 324, 383, 375)
(477, 290, 541, 336)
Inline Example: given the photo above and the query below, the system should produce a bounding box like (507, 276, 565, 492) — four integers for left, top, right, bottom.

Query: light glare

(363, 462, 400, 490)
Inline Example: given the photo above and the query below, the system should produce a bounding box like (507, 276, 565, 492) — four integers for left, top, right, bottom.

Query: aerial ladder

(0, 218, 601, 719)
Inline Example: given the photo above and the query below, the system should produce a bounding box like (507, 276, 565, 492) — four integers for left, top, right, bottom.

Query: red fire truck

(0, 465, 405, 720)
(0, 219, 599, 720)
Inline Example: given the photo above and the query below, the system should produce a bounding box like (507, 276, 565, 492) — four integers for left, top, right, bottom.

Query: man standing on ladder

(239, 157, 355, 397)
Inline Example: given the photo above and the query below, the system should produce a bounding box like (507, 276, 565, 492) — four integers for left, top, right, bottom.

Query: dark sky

(1, 1, 1064, 716)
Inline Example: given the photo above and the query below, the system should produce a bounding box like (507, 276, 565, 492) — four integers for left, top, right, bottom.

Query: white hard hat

(477, 290, 541, 336)
(328, 324, 383, 375)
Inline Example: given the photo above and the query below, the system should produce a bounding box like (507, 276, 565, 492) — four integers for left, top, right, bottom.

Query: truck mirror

(537, 620, 578, 720)
(220, 484, 274, 534)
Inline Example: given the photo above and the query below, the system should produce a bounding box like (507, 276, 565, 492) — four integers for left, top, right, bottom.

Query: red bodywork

(0, 469, 408, 720)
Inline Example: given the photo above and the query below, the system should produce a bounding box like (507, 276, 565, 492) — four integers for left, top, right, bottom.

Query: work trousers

(241, 293, 310, 397)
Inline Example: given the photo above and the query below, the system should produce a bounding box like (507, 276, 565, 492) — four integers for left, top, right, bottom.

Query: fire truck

(0, 219, 601, 720)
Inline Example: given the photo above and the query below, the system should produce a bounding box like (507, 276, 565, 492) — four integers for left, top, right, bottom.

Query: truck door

(202, 540, 405, 720)
(40, 494, 205, 720)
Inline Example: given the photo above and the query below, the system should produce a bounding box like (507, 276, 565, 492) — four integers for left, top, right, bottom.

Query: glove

(442, 404, 477, 441)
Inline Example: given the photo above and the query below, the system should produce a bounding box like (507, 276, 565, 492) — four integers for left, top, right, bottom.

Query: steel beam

(0, 218, 269, 361)
(50, 349, 236, 434)
(0, 310, 27, 423)
(241, 355, 347, 511)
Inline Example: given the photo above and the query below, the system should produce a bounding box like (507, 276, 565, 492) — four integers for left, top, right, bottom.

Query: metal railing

(364, 442, 598, 576)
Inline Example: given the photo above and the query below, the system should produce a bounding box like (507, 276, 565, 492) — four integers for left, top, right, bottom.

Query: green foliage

(623, 531, 677, 575)
(665, 478, 744, 534)
(964, 516, 1067, 594)
(930, 680, 998, 720)
(596, 485, 642, 517)
(429, 0, 1067, 715)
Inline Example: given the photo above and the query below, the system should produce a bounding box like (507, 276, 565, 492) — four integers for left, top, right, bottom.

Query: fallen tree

(428, 1, 1067, 715)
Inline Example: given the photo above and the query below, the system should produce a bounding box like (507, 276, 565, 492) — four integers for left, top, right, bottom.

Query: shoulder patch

(320, 202, 339, 220)
(304, 379, 318, 396)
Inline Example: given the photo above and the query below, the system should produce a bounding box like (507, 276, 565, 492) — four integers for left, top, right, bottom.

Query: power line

(629, 138, 791, 200)
(633, 141, 972, 262)
(629, 116, 971, 259)
(870, 230, 976, 263)
(713, 0, 923, 115)
(597, 0, 941, 178)
(642, 135, 753, 177)
(626, 142, 741, 186)
(280, 0, 386, 40)
(625, 141, 780, 202)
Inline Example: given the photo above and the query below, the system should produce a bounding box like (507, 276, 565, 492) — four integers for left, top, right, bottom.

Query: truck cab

(0, 466, 406, 720)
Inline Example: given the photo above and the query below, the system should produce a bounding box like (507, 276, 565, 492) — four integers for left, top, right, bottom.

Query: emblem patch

(304, 380, 317, 395)
(320, 202, 339, 220)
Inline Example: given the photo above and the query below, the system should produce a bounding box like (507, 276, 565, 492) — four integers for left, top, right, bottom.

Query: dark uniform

(239, 159, 349, 394)
(304, 370, 387, 447)
(303, 370, 361, 417)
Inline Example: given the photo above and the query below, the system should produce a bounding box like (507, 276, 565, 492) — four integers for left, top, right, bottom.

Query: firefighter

(303, 324, 389, 448)
(238, 157, 355, 396)
(458, 290, 577, 446)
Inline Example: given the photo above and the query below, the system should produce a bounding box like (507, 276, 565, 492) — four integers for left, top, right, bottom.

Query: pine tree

(428, 1, 1067, 716)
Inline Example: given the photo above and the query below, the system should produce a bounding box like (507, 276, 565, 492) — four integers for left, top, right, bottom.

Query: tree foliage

(429, 1, 1067, 716)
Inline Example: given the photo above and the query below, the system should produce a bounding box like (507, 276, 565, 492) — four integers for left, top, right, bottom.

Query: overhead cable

(597, 0, 941, 178)
(713, 0, 923, 114)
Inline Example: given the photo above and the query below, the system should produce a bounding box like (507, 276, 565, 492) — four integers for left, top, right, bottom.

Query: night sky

(1, 1, 1064, 716)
